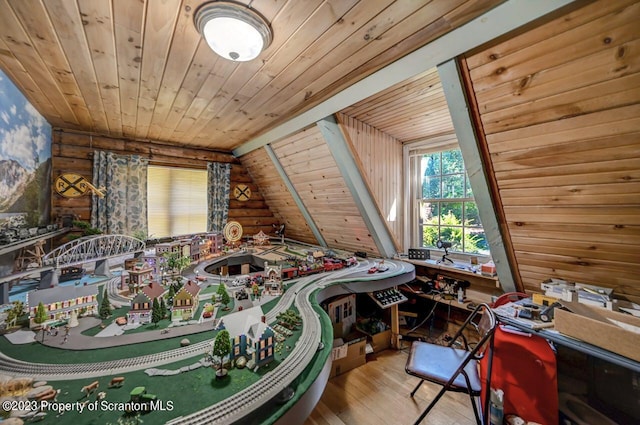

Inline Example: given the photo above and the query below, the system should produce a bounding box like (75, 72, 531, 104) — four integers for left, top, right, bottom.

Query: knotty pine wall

(336, 113, 403, 250)
(271, 125, 379, 255)
(240, 144, 319, 246)
(462, 0, 640, 295)
(241, 117, 404, 257)
(51, 130, 276, 238)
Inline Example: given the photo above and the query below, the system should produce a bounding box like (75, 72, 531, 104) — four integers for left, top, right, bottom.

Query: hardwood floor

(304, 343, 477, 425)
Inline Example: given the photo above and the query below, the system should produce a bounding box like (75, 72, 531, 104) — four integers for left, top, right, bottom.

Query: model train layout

(0, 234, 414, 425)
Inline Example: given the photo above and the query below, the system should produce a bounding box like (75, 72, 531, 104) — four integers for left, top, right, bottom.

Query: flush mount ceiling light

(194, 1, 272, 62)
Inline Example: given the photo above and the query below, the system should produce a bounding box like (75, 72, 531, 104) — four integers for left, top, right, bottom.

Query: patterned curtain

(207, 162, 231, 233)
(91, 151, 148, 235)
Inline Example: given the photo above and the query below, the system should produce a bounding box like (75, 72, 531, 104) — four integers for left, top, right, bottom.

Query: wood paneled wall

(271, 126, 379, 255)
(336, 113, 404, 250)
(51, 130, 276, 237)
(464, 0, 640, 294)
(240, 145, 318, 245)
(241, 115, 404, 257)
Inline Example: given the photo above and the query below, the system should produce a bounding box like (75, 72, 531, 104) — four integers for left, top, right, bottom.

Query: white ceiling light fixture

(194, 1, 272, 62)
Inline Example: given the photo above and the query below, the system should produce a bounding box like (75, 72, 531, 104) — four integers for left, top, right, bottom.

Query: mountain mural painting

(0, 69, 52, 229)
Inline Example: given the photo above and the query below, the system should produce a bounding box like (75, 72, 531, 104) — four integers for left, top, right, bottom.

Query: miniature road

(0, 256, 415, 424)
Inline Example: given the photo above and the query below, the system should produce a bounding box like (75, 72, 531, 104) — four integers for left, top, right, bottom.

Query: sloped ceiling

(0, 0, 503, 151)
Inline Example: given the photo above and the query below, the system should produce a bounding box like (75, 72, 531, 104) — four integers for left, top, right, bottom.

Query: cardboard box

(357, 328, 391, 353)
(330, 336, 366, 378)
(554, 303, 640, 362)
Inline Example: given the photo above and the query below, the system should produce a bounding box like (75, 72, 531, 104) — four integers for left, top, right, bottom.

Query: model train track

(167, 260, 397, 424)
(0, 339, 213, 381)
(0, 258, 414, 424)
(167, 275, 326, 424)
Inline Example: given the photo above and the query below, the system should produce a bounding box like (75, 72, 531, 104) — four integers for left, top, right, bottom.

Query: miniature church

(263, 262, 283, 296)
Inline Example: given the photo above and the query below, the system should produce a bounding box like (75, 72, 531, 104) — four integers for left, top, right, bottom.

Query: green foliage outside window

(419, 148, 489, 255)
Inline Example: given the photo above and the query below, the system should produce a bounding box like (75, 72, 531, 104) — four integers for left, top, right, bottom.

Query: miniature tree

(251, 282, 260, 300)
(131, 229, 148, 242)
(34, 302, 47, 325)
(99, 288, 111, 319)
(6, 301, 24, 327)
(217, 284, 230, 310)
(160, 297, 167, 319)
(212, 329, 231, 378)
(167, 285, 176, 306)
(277, 309, 302, 330)
(13, 301, 24, 325)
(151, 298, 162, 327)
(162, 251, 191, 282)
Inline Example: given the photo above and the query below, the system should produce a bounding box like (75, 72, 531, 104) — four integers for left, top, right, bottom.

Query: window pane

(420, 201, 438, 225)
(147, 166, 207, 238)
(442, 149, 464, 174)
(412, 147, 488, 255)
(465, 228, 489, 255)
(422, 175, 440, 199)
(422, 153, 440, 177)
(421, 154, 441, 198)
(464, 202, 481, 227)
(439, 202, 463, 225)
(442, 174, 464, 199)
(421, 225, 439, 248)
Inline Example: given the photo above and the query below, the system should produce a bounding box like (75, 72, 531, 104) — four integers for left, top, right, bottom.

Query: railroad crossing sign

(233, 184, 251, 201)
(55, 173, 106, 198)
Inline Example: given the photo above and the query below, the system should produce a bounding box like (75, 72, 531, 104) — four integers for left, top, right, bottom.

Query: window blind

(147, 166, 207, 238)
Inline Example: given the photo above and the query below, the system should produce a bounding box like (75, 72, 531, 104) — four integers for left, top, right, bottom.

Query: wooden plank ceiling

(0, 0, 501, 151)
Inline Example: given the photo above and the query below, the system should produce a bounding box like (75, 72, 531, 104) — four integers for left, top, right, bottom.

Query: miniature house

(229, 315, 275, 369)
(127, 282, 166, 324)
(155, 241, 183, 257)
(247, 320, 275, 368)
(326, 294, 356, 339)
(171, 280, 201, 321)
(263, 262, 283, 296)
(27, 285, 98, 328)
(123, 261, 153, 294)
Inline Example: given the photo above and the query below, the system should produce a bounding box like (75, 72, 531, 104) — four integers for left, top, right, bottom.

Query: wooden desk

(402, 258, 500, 293)
(397, 285, 491, 341)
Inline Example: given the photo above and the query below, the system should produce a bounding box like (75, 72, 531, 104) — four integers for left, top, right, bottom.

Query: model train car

(0, 224, 60, 245)
(59, 266, 85, 282)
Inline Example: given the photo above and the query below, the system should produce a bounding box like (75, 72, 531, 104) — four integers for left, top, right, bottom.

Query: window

(147, 166, 208, 238)
(409, 144, 488, 255)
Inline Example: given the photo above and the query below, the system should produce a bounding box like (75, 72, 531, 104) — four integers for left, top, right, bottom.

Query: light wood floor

(304, 344, 477, 425)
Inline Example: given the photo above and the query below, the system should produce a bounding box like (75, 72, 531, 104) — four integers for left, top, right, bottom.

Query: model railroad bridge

(0, 234, 145, 302)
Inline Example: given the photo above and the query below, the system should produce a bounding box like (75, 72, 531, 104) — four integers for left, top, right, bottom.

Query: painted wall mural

(0, 69, 52, 229)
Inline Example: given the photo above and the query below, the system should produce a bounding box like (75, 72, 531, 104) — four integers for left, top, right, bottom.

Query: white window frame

(404, 135, 489, 256)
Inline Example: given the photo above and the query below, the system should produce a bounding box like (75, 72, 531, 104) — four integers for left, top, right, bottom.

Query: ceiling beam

(264, 144, 328, 248)
(438, 59, 516, 293)
(234, 0, 577, 157)
(316, 115, 397, 258)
